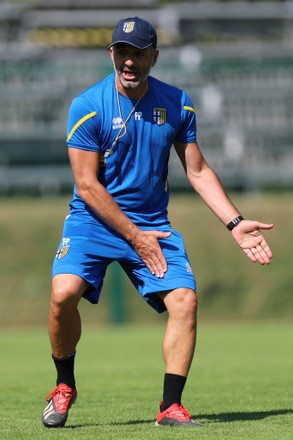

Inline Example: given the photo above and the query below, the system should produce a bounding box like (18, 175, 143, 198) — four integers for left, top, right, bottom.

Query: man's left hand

(232, 220, 273, 265)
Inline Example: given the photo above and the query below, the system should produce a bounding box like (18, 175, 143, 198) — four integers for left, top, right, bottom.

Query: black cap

(108, 17, 157, 50)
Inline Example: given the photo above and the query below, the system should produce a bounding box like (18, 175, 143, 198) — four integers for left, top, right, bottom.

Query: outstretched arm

(174, 141, 273, 265)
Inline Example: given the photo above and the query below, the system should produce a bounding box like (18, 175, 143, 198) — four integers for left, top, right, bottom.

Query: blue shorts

(52, 214, 196, 313)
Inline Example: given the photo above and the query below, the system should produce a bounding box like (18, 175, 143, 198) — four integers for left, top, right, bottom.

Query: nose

(124, 56, 136, 65)
(123, 59, 137, 70)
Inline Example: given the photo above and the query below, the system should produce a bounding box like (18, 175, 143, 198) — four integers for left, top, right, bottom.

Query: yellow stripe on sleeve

(183, 105, 196, 114)
(67, 111, 97, 142)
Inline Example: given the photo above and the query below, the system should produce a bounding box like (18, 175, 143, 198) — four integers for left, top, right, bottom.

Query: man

(42, 17, 273, 428)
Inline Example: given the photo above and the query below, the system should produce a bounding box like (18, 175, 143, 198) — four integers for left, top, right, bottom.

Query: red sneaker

(155, 402, 201, 427)
(42, 383, 77, 428)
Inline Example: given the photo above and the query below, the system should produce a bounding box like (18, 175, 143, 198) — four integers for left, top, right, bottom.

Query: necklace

(112, 78, 148, 148)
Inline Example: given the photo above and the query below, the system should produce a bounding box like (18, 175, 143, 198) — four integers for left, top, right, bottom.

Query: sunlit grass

(0, 323, 292, 439)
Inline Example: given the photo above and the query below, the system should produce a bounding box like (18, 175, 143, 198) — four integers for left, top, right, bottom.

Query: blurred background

(0, 0, 292, 327)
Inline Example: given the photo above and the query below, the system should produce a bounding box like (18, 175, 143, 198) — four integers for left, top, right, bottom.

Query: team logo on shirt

(123, 21, 135, 33)
(56, 238, 70, 260)
(112, 117, 123, 129)
(153, 108, 167, 125)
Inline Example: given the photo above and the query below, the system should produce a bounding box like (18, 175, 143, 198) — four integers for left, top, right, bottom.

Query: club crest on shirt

(153, 108, 167, 125)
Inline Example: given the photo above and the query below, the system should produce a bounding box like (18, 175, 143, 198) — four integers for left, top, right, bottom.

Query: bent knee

(164, 288, 198, 318)
(50, 274, 87, 308)
(180, 289, 198, 315)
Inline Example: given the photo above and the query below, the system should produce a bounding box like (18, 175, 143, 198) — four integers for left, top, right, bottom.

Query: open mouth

(122, 70, 139, 81)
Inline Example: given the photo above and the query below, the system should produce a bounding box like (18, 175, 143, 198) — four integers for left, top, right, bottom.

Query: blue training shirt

(66, 73, 197, 228)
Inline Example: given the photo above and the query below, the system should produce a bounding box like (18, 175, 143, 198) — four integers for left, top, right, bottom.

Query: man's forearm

(189, 166, 241, 226)
(77, 181, 140, 244)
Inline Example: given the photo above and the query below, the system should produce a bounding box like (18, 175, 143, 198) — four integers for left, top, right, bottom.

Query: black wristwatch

(226, 215, 244, 231)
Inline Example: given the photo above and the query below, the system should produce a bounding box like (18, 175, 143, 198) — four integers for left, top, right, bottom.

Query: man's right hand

(131, 230, 171, 278)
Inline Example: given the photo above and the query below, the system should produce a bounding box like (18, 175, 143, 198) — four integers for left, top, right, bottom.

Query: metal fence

(1, 1, 293, 193)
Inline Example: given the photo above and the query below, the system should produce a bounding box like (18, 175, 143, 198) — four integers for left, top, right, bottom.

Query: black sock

(52, 351, 76, 388)
(160, 373, 187, 412)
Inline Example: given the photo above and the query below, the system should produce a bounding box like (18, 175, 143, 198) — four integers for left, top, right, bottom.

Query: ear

(152, 49, 159, 67)
(109, 47, 114, 60)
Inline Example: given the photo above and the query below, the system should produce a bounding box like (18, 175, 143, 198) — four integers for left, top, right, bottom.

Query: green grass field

(0, 323, 292, 439)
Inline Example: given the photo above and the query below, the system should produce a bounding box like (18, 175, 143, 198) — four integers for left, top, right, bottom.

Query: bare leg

(42, 275, 88, 428)
(159, 288, 198, 377)
(48, 274, 89, 358)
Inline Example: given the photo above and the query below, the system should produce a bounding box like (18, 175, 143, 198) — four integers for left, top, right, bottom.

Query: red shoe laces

(46, 385, 74, 411)
(167, 405, 192, 421)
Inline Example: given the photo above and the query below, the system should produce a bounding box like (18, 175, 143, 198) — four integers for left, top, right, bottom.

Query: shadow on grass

(196, 408, 293, 423)
(65, 420, 153, 429)
(64, 408, 293, 429)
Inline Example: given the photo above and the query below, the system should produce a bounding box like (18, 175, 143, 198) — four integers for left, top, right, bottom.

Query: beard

(115, 65, 151, 90)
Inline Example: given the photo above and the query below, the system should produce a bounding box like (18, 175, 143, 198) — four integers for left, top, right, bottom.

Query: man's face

(110, 43, 159, 90)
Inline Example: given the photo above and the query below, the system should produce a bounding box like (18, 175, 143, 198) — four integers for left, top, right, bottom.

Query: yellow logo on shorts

(56, 238, 70, 260)
(56, 246, 70, 259)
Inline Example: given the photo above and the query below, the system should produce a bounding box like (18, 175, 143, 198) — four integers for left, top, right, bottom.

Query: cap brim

(107, 40, 153, 50)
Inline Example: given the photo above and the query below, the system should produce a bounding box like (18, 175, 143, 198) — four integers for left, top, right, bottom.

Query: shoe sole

(155, 419, 202, 427)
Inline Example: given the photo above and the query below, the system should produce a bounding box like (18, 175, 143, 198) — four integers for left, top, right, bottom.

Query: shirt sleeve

(66, 96, 99, 152)
(175, 92, 197, 144)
